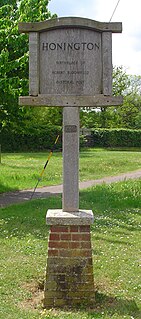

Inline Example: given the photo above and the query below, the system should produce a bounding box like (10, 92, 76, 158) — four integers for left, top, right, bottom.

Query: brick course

(44, 222, 95, 308)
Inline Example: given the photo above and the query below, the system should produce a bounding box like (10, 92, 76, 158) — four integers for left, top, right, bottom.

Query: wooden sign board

(19, 17, 122, 107)
(40, 28, 102, 95)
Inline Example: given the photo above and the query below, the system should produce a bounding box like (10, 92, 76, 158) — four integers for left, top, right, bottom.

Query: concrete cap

(46, 209, 94, 225)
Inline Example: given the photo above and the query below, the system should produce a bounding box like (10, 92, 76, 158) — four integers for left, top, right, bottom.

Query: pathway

(0, 169, 141, 208)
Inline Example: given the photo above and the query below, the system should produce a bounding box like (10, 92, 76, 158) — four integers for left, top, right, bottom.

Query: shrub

(91, 128, 141, 147)
(1, 125, 62, 152)
(1, 127, 141, 151)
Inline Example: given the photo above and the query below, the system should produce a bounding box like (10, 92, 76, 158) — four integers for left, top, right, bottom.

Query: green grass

(0, 148, 141, 193)
(0, 179, 141, 319)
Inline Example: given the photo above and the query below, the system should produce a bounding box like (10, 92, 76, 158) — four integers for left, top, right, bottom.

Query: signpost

(19, 17, 122, 308)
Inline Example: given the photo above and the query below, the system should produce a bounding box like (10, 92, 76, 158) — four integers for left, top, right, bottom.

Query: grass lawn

(0, 148, 141, 193)
(0, 179, 141, 319)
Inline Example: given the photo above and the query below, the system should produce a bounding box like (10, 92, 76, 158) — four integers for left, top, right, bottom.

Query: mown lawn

(0, 179, 141, 319)
(0, 148, 141, 193)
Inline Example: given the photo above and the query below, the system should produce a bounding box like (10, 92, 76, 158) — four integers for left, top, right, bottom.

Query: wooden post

(63, 107, 79, 212)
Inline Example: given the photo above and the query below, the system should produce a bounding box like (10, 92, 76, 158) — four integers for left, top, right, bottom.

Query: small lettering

(65, 125, 77, 133)
(76, 81, 84, 84)
(56, 60, 78, 65)
(53, 70, 89, 75)
(56, 80, 84, 85)
(56, 80, 74, 84)
(52, 71, 65, 74)
(56, 60, 85, 66)
(67, 71, 89, 75)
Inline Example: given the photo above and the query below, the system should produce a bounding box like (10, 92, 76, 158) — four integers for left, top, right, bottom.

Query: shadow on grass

(106, 147, 141, 152)
(80, 180, 141, 209)
(24, 281, 140, 318)
(0, 196, 62, 239)
(92, 290, 141, 318)
(0, 181, 18, 194)
(80, 179, 141, 231)
(0, 179, 141, 239)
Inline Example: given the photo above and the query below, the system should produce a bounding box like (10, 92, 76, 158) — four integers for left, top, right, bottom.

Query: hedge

(89, 129, 141, 148)
(1, 127, 141, 151)
(1, 125, 62, 152)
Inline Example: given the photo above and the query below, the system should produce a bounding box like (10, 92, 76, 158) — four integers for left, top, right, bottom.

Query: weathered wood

(102, 32, 112, 95)
(63, 107, 79, 212)
(19, 17, 122, 99)
(19, 94, 123, 107)
(39, 28, 102, 95)
(29, 32, 39, 96)
(19, 17, 122, 33)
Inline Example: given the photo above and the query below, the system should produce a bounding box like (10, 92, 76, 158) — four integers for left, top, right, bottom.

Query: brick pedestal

(44, 210, 95, 308)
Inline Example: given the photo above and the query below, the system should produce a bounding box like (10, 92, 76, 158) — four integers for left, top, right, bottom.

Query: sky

(48, 0, 141, 76)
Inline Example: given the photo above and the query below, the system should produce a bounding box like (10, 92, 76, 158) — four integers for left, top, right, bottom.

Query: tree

(113, 70, 141, 128)
(80, 66, 141, 129)
(0, 1, 56, 136)
(112, 66, 131, 96)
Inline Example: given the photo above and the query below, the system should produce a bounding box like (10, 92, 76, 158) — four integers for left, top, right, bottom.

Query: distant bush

(1, 127, 141, 151)
(90, 129, 141, 147)
(1, 125, 62, 152)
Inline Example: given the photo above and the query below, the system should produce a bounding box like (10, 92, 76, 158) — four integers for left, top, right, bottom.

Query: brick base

(44, 222, 95, 308)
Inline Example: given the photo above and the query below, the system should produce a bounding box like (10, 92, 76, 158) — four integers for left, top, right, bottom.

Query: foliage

(1, 123, 62, 151)
(0, 0, 56, 135)
(2, 125, 141, 151)
(81, 66, 141, 129)
(112, 66, 131, 96)
(89, 128, 141, 148)
(0, 179, 141, 318)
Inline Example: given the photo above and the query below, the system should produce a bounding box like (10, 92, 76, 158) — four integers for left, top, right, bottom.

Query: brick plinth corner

(44, 209, 95, 308)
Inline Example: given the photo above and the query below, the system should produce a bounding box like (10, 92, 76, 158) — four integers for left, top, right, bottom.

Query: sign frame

(19, 17, 123, 107)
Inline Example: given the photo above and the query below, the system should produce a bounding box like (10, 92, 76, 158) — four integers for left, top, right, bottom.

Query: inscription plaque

(40, 28, 102, 95)
(65, 125, 77, 133)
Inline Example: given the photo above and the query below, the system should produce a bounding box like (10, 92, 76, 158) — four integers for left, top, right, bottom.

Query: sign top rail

(19, 16, 122, 33)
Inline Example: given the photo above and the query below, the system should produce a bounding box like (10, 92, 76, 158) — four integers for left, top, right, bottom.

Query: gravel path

(0, 169, 141, 208)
